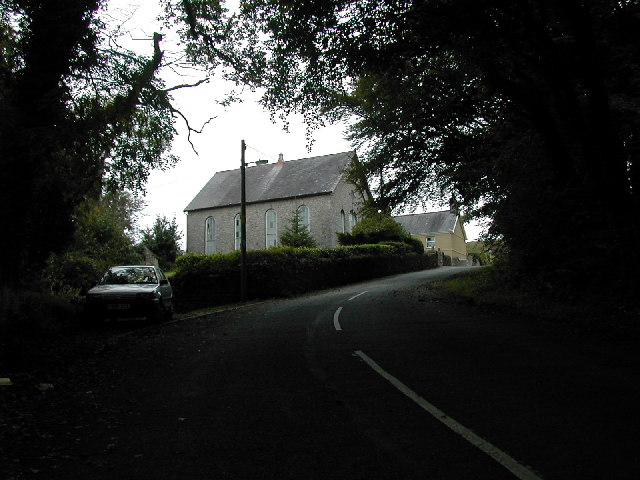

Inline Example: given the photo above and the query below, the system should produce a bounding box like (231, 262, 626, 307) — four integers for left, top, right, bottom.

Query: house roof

(184, 151, 356, 211)
(393, 211, 460, 235)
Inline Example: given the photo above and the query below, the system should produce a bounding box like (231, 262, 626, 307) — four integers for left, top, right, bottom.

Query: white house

(184, 151, 369, 254)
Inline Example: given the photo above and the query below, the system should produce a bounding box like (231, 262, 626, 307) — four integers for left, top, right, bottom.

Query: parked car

(85, 265, 173, 322)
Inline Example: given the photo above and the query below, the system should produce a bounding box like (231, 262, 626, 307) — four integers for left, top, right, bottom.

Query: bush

(337, 211, 423, 254)
(338, 212, 407, 245)
(43, 252, 101, 297)
(352, 211, 409, 240)
(403, 236, 425, 254)
(0, 287, 81, 369)
(467, 252, 488, 265)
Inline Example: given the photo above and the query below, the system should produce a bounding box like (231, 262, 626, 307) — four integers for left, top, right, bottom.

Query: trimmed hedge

(171, 245, 439, 312)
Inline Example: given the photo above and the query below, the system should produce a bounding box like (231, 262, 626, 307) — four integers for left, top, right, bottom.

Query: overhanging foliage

(206, 0, 640, 291)
(0, 0, 235, 287)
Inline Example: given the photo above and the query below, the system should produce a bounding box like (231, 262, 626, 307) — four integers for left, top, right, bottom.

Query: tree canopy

(44, 190, 144, 295)
(4, 0, 640, 295)
(140, 215, 183, 270)
(211, 0, 640, 290)
(0, 0, 235, 286)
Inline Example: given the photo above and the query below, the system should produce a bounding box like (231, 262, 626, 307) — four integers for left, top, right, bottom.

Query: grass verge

(441, 266, 639, 335)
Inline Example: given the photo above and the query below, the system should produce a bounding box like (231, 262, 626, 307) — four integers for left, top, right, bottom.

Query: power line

(245, 143, 277, 162)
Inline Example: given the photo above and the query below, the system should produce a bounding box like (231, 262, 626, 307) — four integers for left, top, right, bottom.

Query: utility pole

(240, 140, 247, 302)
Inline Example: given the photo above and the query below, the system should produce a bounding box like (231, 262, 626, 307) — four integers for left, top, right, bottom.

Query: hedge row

(171, 244, 439, 312)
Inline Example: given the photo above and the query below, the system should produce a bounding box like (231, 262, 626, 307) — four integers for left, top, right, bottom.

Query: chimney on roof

(276, 153, 284, 166)
(449, 196, 458, 214)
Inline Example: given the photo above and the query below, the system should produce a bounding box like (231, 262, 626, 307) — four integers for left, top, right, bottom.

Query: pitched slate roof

(393, 211, 459, 235)
(185, 151, 356, 212)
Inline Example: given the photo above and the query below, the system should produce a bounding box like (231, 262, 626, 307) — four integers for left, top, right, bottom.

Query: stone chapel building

(184, 151, 369, 254)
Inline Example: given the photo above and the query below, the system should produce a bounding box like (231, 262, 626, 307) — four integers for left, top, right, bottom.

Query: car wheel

(84, 307, 104, 324)
(148, 308, 163, 323)
(148, 302, 170, 323)
(164, 302, 173, 321)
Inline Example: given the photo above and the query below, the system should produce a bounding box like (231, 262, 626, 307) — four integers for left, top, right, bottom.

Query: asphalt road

(30, 267, 640, 479)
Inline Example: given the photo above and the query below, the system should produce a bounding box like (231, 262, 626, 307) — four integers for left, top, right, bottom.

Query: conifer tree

(280, 208, 317, 248)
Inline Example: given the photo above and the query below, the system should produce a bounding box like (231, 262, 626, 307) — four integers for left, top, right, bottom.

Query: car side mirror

(160, 279, 169, 285)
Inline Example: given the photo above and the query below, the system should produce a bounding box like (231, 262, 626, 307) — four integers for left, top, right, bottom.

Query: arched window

(234, 214, 241, 250)
(298, 205, 310, 231)
(340, 210, 346, 233)
(265, 209, 277, 247)
(349, 210, 357, 232)
(205, 217, 216, 254)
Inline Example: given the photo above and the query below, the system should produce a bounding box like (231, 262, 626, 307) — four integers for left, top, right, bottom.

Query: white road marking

(353, 350, 543, 480)
(333, 307, 343, 331)
(348, 291, 369, 301)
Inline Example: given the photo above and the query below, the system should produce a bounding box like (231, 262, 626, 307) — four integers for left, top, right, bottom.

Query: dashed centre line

(354, 350, 543, 480)
(334, 291, 368, 332)
(348, 291, 369, 301)
(333, 307, 343, 331)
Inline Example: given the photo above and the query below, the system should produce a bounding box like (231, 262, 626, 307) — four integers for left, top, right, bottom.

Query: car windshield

(100, 267, 158, 285)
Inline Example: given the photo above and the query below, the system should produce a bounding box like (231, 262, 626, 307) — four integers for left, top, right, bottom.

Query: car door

(156, 268, 173, 306)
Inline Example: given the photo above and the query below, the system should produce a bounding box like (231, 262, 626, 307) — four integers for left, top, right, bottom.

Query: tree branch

(169, 106, 216, 154)
(164, 77, 210, 92)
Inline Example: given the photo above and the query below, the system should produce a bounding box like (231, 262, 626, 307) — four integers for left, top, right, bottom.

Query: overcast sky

(142, 86, 357, 248)
(107, 1, 481, 247)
